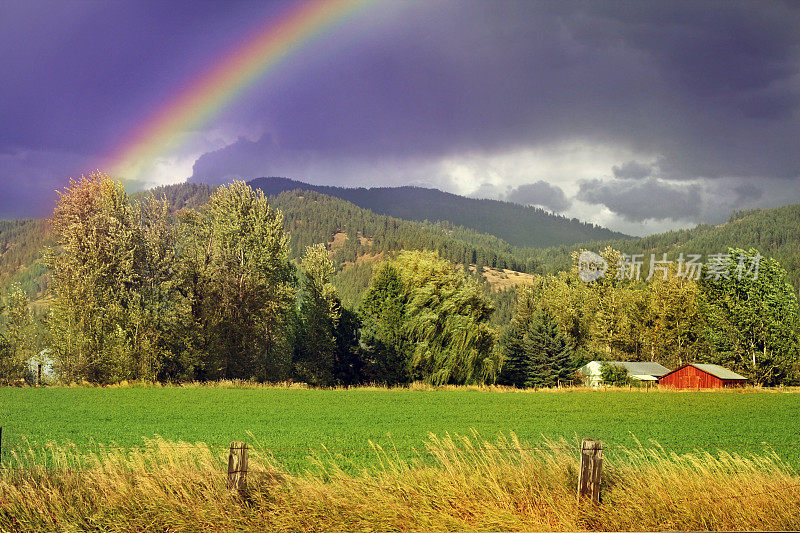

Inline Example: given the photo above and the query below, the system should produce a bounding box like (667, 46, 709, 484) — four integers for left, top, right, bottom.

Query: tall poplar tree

(178, 181, 296, 381)
(45, 173, 144, 383)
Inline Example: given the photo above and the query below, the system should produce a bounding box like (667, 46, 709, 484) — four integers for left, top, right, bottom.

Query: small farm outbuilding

(658, 363, 747, 389)
(580, 361, 670, 387)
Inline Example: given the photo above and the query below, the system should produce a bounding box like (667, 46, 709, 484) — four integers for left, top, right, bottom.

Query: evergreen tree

(332, 307, 364, 386)
(497, 320, 528, 387)
(499, 308, 574, 388)
(295, 244, 340, 386)
(524, 311, 574, 388)
(359, 263, 411, 385)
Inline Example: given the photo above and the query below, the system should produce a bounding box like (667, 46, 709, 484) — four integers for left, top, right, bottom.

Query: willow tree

(178, 181, 296, 381)
(398, 251, 498, 384)
(361, 251, 497, 385)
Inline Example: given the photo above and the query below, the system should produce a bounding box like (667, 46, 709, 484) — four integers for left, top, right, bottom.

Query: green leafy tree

(131, 195, 184, 381)
(600, 362, 630, 385)
(1, 283, 34, 381)
(394, 251, 498, 385)
(638, 267, 706, 367)
(44, 173, 145, 383)
(178, 181, 297, 381)
(360, 252, 498, 385)
(699, 248, 800, 385)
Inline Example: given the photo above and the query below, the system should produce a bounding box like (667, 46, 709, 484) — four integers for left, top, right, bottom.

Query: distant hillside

(248, 177, 628, 248)
(268, 189, 537, 272)
(130, 182, 214, 212)
(0, 183, 542, 298)
(530, 203, 800, 291)
(0, 219, 51, 296)
(3, 181, 799, 306)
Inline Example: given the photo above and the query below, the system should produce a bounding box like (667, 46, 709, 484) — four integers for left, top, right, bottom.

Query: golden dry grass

(2, 433, 799, 532)
(465, 265, 535, 291)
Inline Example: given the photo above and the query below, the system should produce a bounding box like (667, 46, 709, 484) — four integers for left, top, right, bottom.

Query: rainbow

(106, 0, 373, 182)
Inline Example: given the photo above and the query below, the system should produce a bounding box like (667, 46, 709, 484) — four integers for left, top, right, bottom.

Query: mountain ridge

(247, 177, 628, 248)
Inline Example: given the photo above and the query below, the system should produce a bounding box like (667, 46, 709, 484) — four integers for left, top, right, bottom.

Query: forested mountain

(529, 204, 800, 292)
(0, 219, 51, 296)
(248, 177, 627, 248)
(269, 190, 537, 271)
(0, 183, 540, 303)
(2, 180, 800, 305)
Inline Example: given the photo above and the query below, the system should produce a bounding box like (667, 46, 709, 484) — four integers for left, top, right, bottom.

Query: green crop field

(2, 387, 800, 472)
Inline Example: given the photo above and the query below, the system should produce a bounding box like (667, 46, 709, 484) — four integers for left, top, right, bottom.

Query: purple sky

(2, 0, 799, 235)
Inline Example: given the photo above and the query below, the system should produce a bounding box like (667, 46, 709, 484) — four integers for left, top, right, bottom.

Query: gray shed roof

(584, 361, 670, 377)
(691, 364, 747, 380)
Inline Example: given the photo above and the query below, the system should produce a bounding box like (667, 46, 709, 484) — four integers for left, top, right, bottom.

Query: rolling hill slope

(529, 204, 800, 291)
(2, 181, 799, 306)
(248, 177, 628, 248)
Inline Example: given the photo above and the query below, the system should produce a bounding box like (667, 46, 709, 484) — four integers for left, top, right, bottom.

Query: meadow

(3, 386, 800, 531)
(2, 385, 800, 471)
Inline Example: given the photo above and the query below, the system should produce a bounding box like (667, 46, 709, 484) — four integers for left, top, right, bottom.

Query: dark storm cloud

(612, 161, 654, 180)
(578, 175, 800, 227)
(733, 182, 764, 204)
(193, 0, 800, 185)
(506, 181, 572, 212)
(0, 0, 296, 215)
(2, 0, 800, 226)
(577, 178, 703, 222)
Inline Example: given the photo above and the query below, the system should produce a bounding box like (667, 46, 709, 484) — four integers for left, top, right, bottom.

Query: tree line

(500, 247, 800, 387)
(1, 174, 798, 387)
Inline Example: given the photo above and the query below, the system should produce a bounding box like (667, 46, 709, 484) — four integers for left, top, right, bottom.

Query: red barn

(659, 363, 747, 389)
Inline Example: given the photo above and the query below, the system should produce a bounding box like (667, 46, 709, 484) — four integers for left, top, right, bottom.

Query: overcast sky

(2, 0, 799, 235)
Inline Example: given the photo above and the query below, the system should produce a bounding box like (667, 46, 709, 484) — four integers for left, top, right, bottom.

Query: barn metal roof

(614, 361, 671, 377)
(691, 364, 747, 380)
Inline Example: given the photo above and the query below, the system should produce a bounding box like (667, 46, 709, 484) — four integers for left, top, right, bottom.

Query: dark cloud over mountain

(506, 181, 572, 213)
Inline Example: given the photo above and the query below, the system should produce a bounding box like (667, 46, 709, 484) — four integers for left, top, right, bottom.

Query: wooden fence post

(227, 441, 248, 494)
(577, 438, 602, 504)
